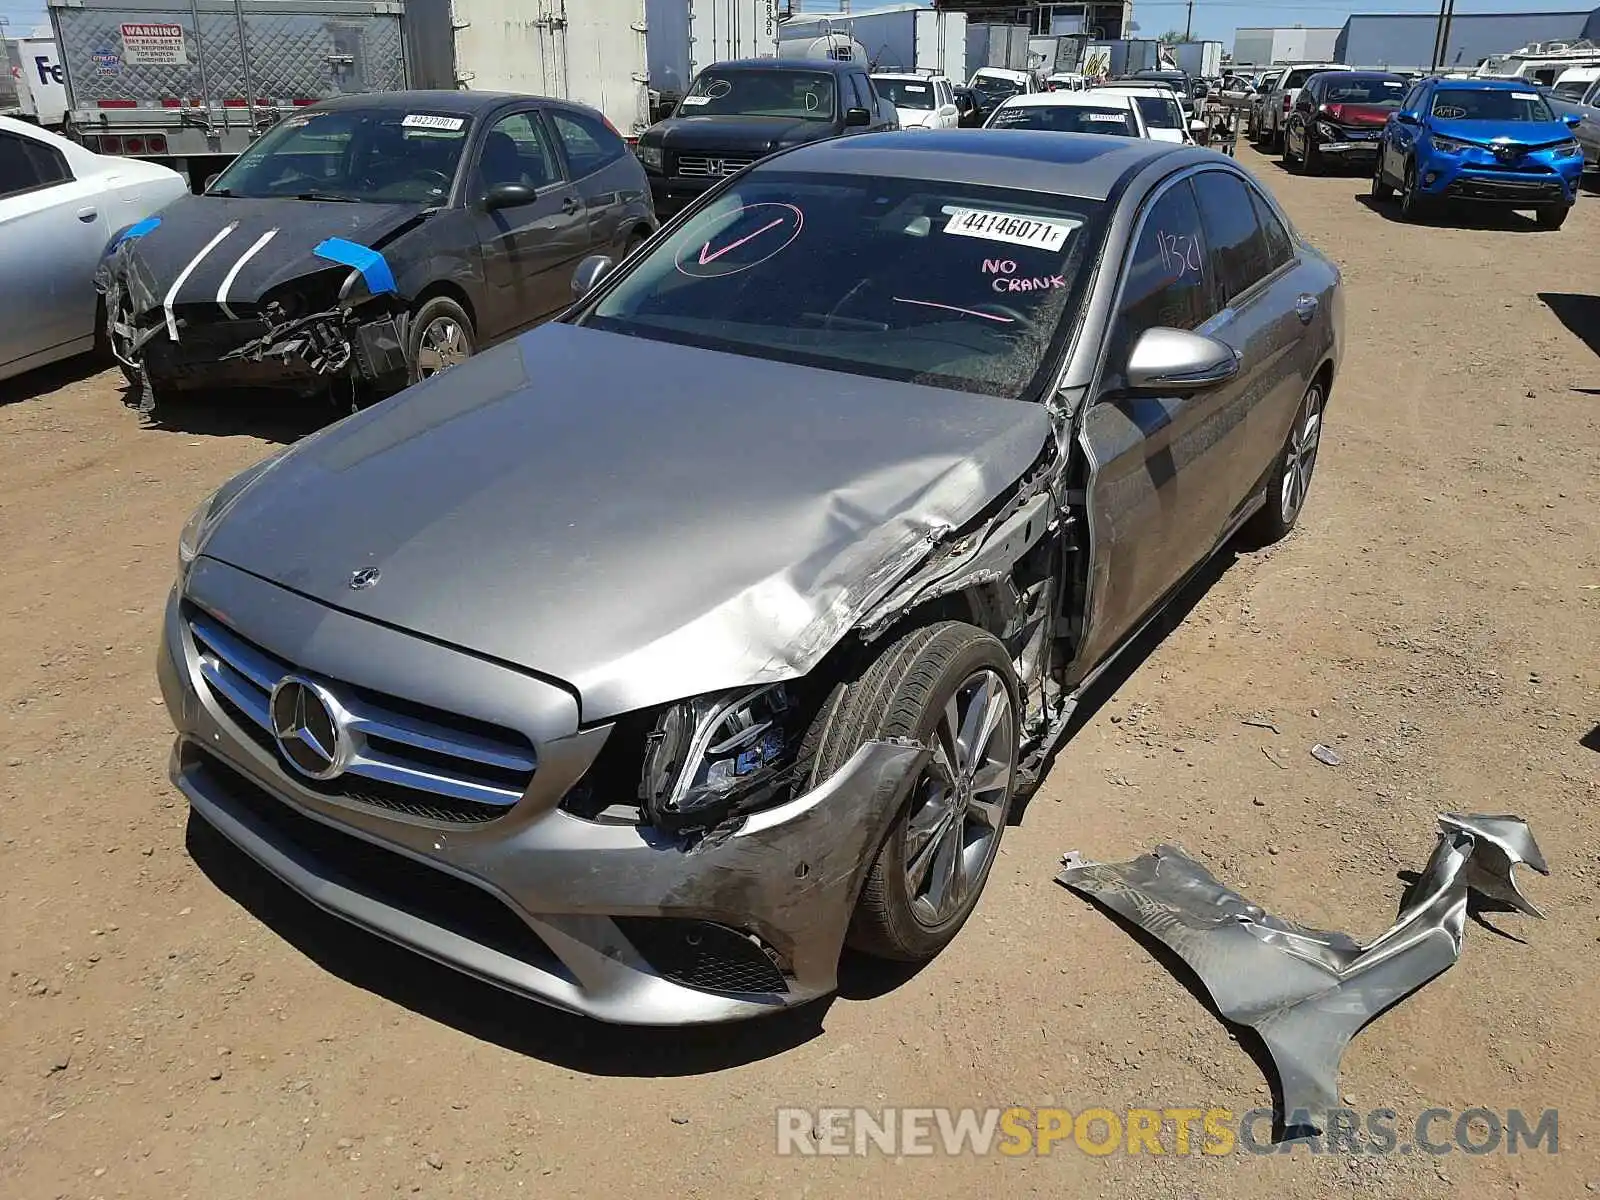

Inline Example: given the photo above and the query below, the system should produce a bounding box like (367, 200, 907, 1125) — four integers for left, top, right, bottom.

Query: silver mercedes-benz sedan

(158, 130, 1342, 1025)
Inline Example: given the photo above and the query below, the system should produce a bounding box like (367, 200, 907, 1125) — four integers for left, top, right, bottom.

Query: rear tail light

(97, 99, 137, 109)
(123, 136, 146, 154)
(1282, 94, 1292, 112)
(148, 135, 167, 153)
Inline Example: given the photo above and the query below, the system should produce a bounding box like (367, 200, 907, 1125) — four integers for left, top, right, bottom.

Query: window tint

(1247, 185, 1295, 272)
(1400, 84, 1424, 112)
(990, 103, 1139, 136)
(1110, 180, 1209, 379)
(479, 110, 562, 192)
(851, 73, 874, 111)
(0, 131, 71, 198)
(1191, 171, 1276, 305)
(550, 108, 624, 177)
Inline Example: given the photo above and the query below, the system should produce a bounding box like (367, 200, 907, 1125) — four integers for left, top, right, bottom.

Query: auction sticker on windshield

(402, 114, 465, 131)
(942, 207, 1080, 251)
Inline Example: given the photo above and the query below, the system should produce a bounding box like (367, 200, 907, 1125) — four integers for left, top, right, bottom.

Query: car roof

(762, 129, 1196, 201)
(872, 71, 948, 81)
(1555, 65, 1600, 82)
(1429, 76, 1557, 90)
(308, 90, 543, 115)
(972, 67, 1030, 81)
(1093, 83, 1175, 98)
(713, 58, 860, 75)
(1000, 91, 1133, 109)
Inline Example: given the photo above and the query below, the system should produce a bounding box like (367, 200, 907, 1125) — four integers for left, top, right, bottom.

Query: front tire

(1282, 125, 1300, 170)
(406, 296, 475, 385)
(1535, 203, 1570, 230)
(1243, 377, 1325, 546)
(1371, 159, 1394, 200)
(1399, 159, 1429, 221)
(801, 622, 1019, 962)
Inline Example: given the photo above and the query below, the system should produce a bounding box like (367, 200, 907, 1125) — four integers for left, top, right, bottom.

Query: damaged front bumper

(158, 562, 928, 1025)
(99, 243, 408, 412)
(1058, 813, 1548, 1136)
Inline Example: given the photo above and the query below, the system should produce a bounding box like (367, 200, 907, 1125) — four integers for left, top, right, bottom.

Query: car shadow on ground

(1008, 546, 1238, 826)
(1538, 292, 1600, 359)
(184, 813, 837, 1072)
(1353, 193, 1544, 231)
(133, 385, 350, 444)
(0, 355, 113, 408)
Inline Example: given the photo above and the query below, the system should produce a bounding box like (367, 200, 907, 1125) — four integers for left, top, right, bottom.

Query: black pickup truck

(633, 58, 899, 217)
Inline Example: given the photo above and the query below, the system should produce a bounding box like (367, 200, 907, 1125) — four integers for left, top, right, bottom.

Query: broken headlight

(639, 684, 800, 832)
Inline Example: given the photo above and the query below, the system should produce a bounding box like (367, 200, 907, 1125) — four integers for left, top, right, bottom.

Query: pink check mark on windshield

(698, 217, 786, 265)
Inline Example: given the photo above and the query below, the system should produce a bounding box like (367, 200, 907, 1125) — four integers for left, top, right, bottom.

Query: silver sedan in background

(0, 116, 186, 383)
(158, 131, 1341, 1025)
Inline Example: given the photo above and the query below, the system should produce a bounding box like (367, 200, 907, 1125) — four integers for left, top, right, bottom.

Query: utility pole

(1185, 0, 1195, 42)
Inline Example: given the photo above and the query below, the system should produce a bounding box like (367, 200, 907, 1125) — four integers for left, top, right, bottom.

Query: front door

(468, 108, 589, 340)
(1073, 176, 1238, 675)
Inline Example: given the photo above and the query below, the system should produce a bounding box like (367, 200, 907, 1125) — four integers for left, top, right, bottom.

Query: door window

(1191, 170, 1276, 305)
(1106, 180, 1210, 386)
(477, 111, 562, 193)
(848, 73, 871, 112)
(550, 108, 625, 178)
(1247, 185, 1296, 272)
(0, 131, 71, 199)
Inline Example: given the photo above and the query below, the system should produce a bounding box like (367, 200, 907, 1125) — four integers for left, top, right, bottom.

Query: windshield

(208, 108, 467, 203)
(1551, 78, 1593, 99)
(1323, 75, 1407, 105)
(1431, 87, 1554, 121)
(581, 171, 1103, 399)
(971, 73, 1024, 100)
(680, 69, 836, 120)
(990, 102, 1139, 136)
(1285, 67, 1340, 90)
(1133, 95, 1180, 128)
(876, 78, 936, 110)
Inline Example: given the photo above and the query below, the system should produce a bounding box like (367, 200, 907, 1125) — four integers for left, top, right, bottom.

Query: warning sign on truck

(120, 24, 188, 66)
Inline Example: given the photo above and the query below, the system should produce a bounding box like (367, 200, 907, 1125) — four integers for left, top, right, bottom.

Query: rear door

(1074, 175, 1233, 672)
(546, 106, 640, 256)
(467, 106, 589, 339)
(1189, 168, 1310, 524)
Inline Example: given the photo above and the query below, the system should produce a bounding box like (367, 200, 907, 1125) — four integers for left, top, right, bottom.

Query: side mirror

(1563, 112, 1582, 129)
(1396, 110, 1420, 126)
(571, 254, 615, 301)
(1126, 328, 1239, 391)
(844, 106, 872, 127)
(484, 182, 536, 211)
(1189, 118, 1209, 136)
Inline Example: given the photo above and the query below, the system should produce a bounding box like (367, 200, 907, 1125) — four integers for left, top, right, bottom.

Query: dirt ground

(3, 144, 1598, 1200)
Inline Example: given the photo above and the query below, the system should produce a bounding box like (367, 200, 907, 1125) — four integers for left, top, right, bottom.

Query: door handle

(1294, 293, 1319, 324)
(561, 196, 580, 215)
(77, 207, 98, 222)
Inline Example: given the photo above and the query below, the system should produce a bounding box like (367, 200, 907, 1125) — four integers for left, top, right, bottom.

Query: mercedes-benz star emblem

(269, 676, 348, 780)
(349, 567, 381, 590)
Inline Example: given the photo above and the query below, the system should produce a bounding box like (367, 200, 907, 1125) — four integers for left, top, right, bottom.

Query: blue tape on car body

(313, 237, 398, 296)
(110, 215, 161, 251)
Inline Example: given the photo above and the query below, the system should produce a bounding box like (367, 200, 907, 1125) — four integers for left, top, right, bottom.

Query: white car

(870, 72, 961, 130)
(0, 117, 187, 384)
(1086, 84, 1197, 144)
(1045, 72, 1088, 92)
(1257, 63, 1350, 149)
(984, 90, 1151, 139)
(968, 67, 1039, 117)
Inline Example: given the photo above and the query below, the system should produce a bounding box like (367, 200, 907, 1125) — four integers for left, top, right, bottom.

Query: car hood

(894, 107, 939, 128)
(647, 115, 834, 153)
(109, 192, 429, 314)
(1429, 117, 1576, 147)
(199, 324, 1053, 721)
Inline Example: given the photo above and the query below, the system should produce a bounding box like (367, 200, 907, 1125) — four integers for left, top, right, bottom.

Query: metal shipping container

(48, 0, 408, 180)
(777, 4, 965, 78)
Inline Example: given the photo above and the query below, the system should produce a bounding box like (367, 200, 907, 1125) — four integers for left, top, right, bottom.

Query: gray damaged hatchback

(160, 131, 1342, 1025)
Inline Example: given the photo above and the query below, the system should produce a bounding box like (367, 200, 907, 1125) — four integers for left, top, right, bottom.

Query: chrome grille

(675, 154, 755, 178)
(186, 607, 536, 824)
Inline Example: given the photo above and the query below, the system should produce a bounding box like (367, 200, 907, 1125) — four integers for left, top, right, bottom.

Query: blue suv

(1372, 77, 1585, 228)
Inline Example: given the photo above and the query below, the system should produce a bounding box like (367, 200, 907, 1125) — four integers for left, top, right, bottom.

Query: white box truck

(966, 23, 1029, 73)
(1173, 40, 1224, 79)
(777, 4, 965, 79)
(4, 36, 69, 127)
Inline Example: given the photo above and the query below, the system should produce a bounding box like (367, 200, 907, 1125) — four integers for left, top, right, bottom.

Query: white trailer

(777, 4, 965, 78)
(426, 0, 779, 135)
(966, 23, 1029, 73)
(1173, 40, 1224, 79)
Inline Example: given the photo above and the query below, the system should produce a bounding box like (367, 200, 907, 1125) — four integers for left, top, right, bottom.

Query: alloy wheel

(902, 669, 1016, 928)
(1280, 384, 1324, 525)
(415, 316, 469, 377)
